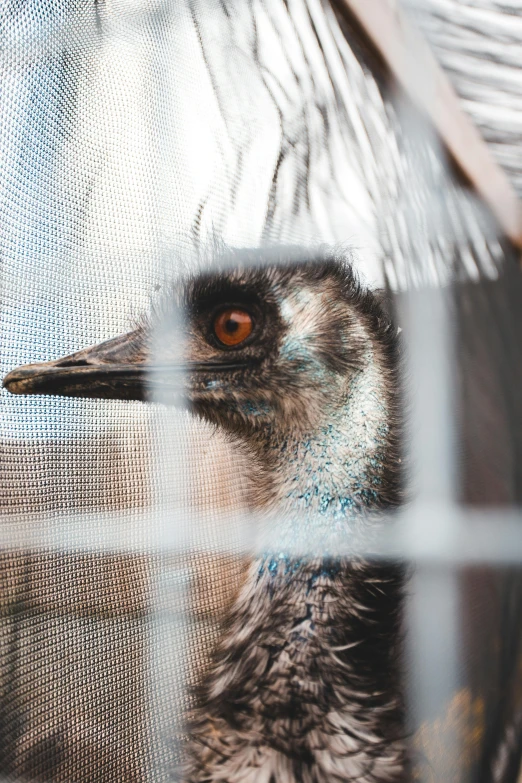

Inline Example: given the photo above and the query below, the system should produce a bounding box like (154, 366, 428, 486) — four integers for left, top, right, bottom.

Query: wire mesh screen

(1, 1, 522, 782)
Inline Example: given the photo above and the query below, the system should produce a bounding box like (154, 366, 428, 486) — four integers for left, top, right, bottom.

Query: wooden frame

(337, 0, 522, 250)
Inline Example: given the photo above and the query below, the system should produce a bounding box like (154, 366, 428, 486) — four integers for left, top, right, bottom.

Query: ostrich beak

(3, 330, 249, 402)
(3, 331, 150, 401)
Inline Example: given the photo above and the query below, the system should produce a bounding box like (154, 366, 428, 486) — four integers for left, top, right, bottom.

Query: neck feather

(248, 351, 393, 520)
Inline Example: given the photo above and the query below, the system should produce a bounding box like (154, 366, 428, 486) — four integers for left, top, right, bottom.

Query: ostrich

(4, 247, 408, 782)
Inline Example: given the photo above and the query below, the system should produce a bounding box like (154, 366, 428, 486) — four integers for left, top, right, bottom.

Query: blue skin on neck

(256, 411, 387, 584)
(257, 553, 342, 595)
(233, 319, 389, 584)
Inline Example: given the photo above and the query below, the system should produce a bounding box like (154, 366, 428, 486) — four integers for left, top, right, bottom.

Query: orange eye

(213, 308, 253, 346)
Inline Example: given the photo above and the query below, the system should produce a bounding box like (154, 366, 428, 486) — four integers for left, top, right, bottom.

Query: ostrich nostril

(55, 356, 90, 368)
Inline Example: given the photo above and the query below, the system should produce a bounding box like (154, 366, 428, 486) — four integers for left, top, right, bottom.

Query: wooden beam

(337, 0, 522, 250)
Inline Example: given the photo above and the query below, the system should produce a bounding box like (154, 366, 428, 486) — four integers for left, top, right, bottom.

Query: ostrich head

(3, 247, 402, 516)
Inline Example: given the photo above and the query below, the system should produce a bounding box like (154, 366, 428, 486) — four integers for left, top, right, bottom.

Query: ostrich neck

(249, 360, 391, 520)
(186, 357, 407, 782)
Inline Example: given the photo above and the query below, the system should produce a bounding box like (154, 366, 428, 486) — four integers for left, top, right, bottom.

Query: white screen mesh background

(1, 1, 520, 781)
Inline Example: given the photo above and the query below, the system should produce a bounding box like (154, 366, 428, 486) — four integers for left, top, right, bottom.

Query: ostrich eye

(213, 308, 253, 347)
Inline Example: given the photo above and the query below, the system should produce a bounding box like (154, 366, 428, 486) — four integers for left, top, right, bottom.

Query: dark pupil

(225, 318, 239, 333)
